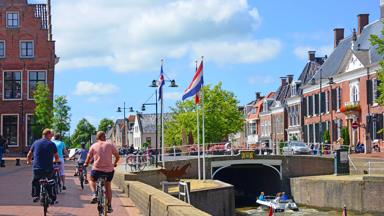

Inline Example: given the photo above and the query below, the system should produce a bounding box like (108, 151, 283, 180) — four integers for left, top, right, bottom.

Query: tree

(323, 130, 330, 144)
(52, 96, 71, 136)
(33, 83, 53, 136)
(341, 127, 350, 147)
(370, 25, 384, 105)
(71, 118, 96, 148)
(164, 82, 243, 146)
(98, 118, 114, 132)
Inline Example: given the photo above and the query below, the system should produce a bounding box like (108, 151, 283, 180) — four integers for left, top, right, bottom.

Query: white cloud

(74, 81, 119, 96)
(52, 0, 280, 72)
(293, 45, 333, 60)
(164, 92, 183, 100)
(248, 75, 275, 85)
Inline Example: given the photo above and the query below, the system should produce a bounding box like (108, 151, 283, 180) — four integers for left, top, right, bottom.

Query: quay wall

(290, 175, 384, 213)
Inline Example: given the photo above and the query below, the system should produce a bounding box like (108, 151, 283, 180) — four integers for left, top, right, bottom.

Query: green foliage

(52, 96, 71, 136)
(164, 82, 243, 146)
(71, 118, 96, 148)
(290, 134, 298, 141)
(142, 141, 150, 149)
(341, 127, 350, 146)
(370, 23, 384, 106)
(98, 118, 114, 132)
(33, 83, 53, 136)
(323, 130, 330, 144)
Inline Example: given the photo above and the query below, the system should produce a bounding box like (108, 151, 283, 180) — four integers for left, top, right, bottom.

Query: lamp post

(143, 82, 158, 167)
(117, 102, 131, 148)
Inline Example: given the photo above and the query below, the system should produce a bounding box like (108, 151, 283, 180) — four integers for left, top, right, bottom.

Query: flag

(268, 206, 273, 216)
(158, 64, 165, 101)
(182, 60, 203, 102)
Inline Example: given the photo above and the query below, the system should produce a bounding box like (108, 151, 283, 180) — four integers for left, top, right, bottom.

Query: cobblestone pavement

(0, 158, 141, 216)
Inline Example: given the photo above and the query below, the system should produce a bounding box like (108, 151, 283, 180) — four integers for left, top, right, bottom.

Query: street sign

(352, 122, 359, 129)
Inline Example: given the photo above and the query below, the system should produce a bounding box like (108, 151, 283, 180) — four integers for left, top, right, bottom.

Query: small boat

(256, 196, 299, 212)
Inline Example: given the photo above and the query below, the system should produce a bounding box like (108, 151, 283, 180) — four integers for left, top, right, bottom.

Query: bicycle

(53, 162, 62, 194)
(96, 175, 109, 216)
(39, 178, 55, 216)
(77, 163, 86, 189)
(125, 151, 151, 172)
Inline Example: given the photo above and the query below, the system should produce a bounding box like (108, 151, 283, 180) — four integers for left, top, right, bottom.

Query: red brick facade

(0, 0, 55, 154)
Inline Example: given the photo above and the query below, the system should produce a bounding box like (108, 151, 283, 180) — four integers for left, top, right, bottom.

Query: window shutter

(367, 115, 373, 139)
(331, 89, 337, 110)
(315, 123, 320, 143)
(332, 120, 337, 142)
(309, 124, 314, 143)
(367, 80, 373, 105)
(320, 92, 326, 113)
(309, 96, 313, 116)
(315, 94, 320, 115)
(377, 114, 383, 139)
(376, 79, 381, 99)
(302, 97, 307, 117)
(303, 125, 308, 143)
(337, 88, 342, 109)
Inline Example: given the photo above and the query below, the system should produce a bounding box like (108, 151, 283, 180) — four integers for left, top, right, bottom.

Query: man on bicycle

(52, 134, 68, 190)
(70, 143, 89, 183)
(27, 128, 59, 204)
(84, 131, 120, 213)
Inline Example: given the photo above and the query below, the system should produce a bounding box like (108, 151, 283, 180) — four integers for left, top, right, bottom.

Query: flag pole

(201, 56, 206, 181)
(196, 60, 201, 180)
(161, 59, 165, 168)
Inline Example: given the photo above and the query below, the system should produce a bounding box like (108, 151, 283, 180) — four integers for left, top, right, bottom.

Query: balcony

(340, 101, 361, 116)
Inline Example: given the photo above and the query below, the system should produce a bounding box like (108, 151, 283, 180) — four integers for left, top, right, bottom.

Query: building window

(28, 71, 47, 99)
(4, 71, 21, 100)
(2, 115, 18, 147)
(372, 79, 378, 103)
(336, 87, 342, 109)
(351, 86, 359, 102)
(325, 91, 329, 112)
(20, 41, 34, 58)
(0, 41, 5, 58)
(6, 12, 19, 28)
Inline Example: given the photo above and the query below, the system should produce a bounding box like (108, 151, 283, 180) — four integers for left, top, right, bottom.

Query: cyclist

(27, 128, 59, 204)
(70, 143, 89, 183)
(84, 131, 120, 213)
(52, 134, 68, 190)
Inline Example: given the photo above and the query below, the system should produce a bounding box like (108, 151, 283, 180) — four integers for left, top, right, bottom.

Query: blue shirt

(75, 149, 88, 163)
(31, 138, 58, 172)
(52, 140, 66, 159)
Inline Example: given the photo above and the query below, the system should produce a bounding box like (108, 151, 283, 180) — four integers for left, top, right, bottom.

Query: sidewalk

(350, 151, 384, 160)
(0, 159, 142, 216)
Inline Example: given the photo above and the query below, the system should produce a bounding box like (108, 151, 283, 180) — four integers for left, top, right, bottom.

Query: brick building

(244, 92, 264, 147)
(259, 92, 275, 147)
(0, 0, 56, 154)
(302, 10, 384, 151)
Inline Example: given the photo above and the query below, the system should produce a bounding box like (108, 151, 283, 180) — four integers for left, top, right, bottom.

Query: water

(235, 206, 380, 216)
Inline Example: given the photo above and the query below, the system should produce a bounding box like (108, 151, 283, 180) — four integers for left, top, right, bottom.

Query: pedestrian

(26, 128, 59, 203)
(52, 134, 68, 190)
(84, 131, 120, 213)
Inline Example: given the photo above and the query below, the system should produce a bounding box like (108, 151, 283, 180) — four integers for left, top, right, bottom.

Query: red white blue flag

(158, 64, 165, 101)
(182, 60, 203, 103)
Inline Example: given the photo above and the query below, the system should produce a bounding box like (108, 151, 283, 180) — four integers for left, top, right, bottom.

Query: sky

(29, 0, 380, 131)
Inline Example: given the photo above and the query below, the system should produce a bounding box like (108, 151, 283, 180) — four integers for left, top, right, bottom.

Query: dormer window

(6, 12, 19, 28)
(263, 101, 268, 112)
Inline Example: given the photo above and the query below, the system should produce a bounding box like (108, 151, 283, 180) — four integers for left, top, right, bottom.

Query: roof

(273, 83, 291, 104)
(353, 20, 383, 64)
(298, 58, 324, 85)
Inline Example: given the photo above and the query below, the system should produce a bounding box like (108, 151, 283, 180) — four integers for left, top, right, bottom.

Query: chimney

(287, 75, 294, 84)
(357, 14, 369, 34)
(308, 51, 316, 61)
(47, 0, 52, 41)
(381, 0, 384, 19)
(334, 28, 344, 48)
(280, 77, 287, 86)
(256, 92, 261, 100)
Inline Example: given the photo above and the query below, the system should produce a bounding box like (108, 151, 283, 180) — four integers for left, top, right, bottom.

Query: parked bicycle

(96, 175, 109, 216)
(39, 178, 55, 216)
(125, 150, 153, 172)
(53, 162, 62, 194)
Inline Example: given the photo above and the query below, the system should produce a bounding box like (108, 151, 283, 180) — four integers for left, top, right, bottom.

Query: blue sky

(30, 0, 379, 131)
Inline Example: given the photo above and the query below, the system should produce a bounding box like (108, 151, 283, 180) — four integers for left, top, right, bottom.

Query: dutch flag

(182, 60, 204, 103)
(158, 64, 165, 101)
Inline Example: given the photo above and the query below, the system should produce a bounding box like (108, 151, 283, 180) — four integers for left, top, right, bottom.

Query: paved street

(0, 158, 141, 216)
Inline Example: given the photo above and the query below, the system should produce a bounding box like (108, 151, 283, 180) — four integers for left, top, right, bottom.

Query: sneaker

(62, 186, 66, 190)
(32, 197, 40, 203)
(74, 173, 78, 176)
(107, 205, 113, 213)
(90, 194, 97, 204)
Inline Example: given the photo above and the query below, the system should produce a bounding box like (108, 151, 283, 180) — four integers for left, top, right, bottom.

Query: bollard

(16, 158, 20, 166)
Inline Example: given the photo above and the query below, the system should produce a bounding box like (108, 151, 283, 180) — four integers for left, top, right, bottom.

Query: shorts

(54, 158, 65, 176)
(90, 170, 114, 182)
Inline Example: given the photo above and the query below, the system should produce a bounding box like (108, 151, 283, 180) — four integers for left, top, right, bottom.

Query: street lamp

(117, 102, 132, 147)
(142, 87, 158, 167)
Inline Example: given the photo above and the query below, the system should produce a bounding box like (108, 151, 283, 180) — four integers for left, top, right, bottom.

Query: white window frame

(6, 11, 19, 28)
(27, 70, 47, 100)
(325, 91, 329, 113)
(1, 114, 19, 147)
(3, 70, 22, 101)
(19, 40, 34, 58)
(372, 78, 378, 104)
(306, 96, 309, 117)
(0, 40, 5, 58)
(312, 95, 316, 116)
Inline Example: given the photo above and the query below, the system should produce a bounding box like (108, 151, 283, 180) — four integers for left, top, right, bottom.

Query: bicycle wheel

(57, 174, 62, 193)
(79, 172, 84, 190)
(42, 189, 49, 216)
(103, 188, 108, 216)
(97, 183, 104, 216)
(126, 155, 136, 172)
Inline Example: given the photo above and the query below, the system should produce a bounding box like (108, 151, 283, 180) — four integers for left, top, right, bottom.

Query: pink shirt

(89, 141, 118, 172)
